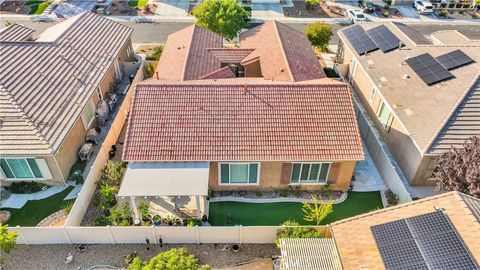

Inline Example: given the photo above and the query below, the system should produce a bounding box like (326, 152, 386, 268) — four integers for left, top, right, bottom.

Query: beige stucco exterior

(0, 39, 133, 186)
(337, 39, 436, 186)
(208, 161, 356, 192)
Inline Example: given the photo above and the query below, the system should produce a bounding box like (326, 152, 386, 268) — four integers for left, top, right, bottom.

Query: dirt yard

(108, 1, 157, 16)
(283, 2, 345, 18)
(0, 1, 30, 14)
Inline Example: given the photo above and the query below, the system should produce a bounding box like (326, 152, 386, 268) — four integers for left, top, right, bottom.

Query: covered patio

(118, 162, 209, 224)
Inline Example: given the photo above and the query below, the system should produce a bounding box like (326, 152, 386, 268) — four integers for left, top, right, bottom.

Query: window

(378, 102, 392, 128)
(0, 158, 44, 180)
(369, 87, 377, 103)
(291, 163, 330, 184)
(219, 163, 259, 184)
(81, 101, 95, 129)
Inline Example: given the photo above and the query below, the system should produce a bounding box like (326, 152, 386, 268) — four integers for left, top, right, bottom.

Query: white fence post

(16, 226, 28, 245)
(107, 225, 115, 244)
(151, 226, 158, 244)
(62, 227, 72, 244)
(238, 225, 243, 244)
(195, 226, 200, 244)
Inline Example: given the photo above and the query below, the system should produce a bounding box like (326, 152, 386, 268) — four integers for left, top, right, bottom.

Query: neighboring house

(119, 22, 363, 219)
(0, 12, 133, 185)
(330, 191, 480, 269)
(337, 22, 480, 186)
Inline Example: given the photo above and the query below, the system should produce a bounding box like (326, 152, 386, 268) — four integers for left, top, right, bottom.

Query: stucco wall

(340, 40, 427, 186)
(54, 118, 86, 184)
(208, 161, 355, 192)
(244, 60, 262, 77)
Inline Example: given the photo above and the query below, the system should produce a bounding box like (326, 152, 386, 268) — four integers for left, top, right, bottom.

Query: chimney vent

(155, 71, 159, 80)
(243, 84, 248, 95)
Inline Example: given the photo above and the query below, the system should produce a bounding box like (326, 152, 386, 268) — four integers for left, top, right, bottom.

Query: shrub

(100, 160, 126, 186)
(302, 195, 333, 225)
(150, 45, 163, 61)
(275, 220, 323, 247)
(187, 218, 201, 227)
(139, 198, 149, 221)
(279, 189, 289, 197)
(383, 10, 389, 17)
(304, 22, 333, 52)
(99, 184, 118, 210)
(144, 62, 158, 78)
(439, 9, 448, 17)
(385, 189, 399, 206)
(94, 215, 110, 226)
(8, 182, 46, 194)
(255, 190, 263, 197)
(63, 201, 74, 214)
(110, 202, 132, 226)
(128, 248, 211, 270)
(384, 4, 390, 10)
(0, 224, 17, 265)
(305, 0, 321, 10)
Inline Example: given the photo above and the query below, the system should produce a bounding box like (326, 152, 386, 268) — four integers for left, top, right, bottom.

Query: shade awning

(118, 162, 209, 197)
(280, 238, 343, 270)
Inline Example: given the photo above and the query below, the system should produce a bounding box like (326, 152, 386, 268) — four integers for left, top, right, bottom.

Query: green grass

(26, 0, 51, 15)
(128, 0, 149, 7)
(208, 191, 383, 226)
(69, 160, 87, 177)
(1, 186, 74, 227)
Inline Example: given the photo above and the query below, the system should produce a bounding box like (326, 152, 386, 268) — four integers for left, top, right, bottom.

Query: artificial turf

(1, 186, 74, 227)
(208, 191, 383, 226)
(128, 0, 149, 7)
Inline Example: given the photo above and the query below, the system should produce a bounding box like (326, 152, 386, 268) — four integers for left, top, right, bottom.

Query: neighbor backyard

(208, 191, 383, 226)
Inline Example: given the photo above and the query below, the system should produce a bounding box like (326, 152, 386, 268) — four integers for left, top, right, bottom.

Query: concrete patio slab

(0, 185, 71, 209)
(396, 6, 420, 19)
(352, 144, 385, 192)
(155, 0, 190, 17)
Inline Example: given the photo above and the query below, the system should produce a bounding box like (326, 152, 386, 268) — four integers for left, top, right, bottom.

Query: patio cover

(280, 238, 343, 270)
(118, 162, 209, 197)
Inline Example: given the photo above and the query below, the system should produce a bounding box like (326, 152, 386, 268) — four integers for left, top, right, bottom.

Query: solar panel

(406, 53, 454, 85)
(436, 49, 475, 70)
(344, 25, 378, 55)
(366, 25, 403, 52)
(371, 211, 480, 270)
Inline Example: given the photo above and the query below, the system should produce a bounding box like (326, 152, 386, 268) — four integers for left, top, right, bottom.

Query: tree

(304, 22, 333, 52)
(305, 0, 321, 10)
(435, 135, 480, 198)
(275, 220, 323, 247)
(192, 0, 251, 41)
(302, 195, 333, 225)
(100, 160, 126, 186)
(128, 248, 211, 270)
(0, 224, 17, 265)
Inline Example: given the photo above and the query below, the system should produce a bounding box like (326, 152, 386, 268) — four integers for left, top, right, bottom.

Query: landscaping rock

(0, 210, 11, 223)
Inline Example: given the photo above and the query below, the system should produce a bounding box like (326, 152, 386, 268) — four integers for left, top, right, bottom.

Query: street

(1, 19, 478, 44)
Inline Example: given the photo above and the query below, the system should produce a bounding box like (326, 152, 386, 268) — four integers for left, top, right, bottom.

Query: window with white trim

(219, 163, 259, 184)
(369, 87, 377, 103)
(378, 101, 392, 128)
(0, 158, 46, 180)
(291, 163, 330, 184)
(81, 101, 95, 129)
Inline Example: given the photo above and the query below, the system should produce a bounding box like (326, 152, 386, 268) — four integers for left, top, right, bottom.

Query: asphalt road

(0, 19, 478, 44)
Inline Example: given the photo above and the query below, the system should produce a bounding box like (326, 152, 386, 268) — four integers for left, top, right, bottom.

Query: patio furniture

(95, 100, 109, 124)
(78, 143, 94, 161)
(85, 127, 101, 144)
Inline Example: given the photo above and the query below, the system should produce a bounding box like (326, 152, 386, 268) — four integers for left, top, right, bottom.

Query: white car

(347, 9, 367, 24)
(414, 1, 434, 14)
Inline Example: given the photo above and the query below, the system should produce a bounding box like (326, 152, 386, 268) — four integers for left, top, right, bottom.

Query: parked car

(347, 9, 367, 23)
(359, 0, 375, 13)
(413, 1, 434, 14)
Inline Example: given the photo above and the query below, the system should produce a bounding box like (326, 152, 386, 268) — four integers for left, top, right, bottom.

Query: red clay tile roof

(240, 21, 326, 82)
(155, 25, 223, 81)
(199, 66, 236, 80)
(207, 48, 255, 63)
(123, 81, 364, 161)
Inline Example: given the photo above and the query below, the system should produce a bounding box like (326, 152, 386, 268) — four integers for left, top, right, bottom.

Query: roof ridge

(426, 75, 480, 154)
(272, 21, 295, 82)
(331, 191, 460, 226)
(180, 25, 198, 81)
(0, 84, 51, 148)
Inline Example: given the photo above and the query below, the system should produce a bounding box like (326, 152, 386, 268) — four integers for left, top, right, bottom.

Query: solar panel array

(436, 49, 475, 70)
(366, 25, 403, 52)
(343, 25, 378, 55)
(406, 53, 454, 85)
(371, 211, 479, 270)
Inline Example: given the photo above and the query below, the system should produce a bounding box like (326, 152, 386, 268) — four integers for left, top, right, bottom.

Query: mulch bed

(108, 1, 157, 16)
(212, 189, 343, 201)
(374, 6, 402, 18)
(434, 10, 479, 19)
(283, 2, 344, 18)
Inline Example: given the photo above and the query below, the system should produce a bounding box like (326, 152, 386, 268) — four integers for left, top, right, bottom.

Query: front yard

(208, 191, 383, 226)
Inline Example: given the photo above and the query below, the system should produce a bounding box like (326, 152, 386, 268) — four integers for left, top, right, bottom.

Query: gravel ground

(2, 244, 278, 270)
(213, 190, 343, 200)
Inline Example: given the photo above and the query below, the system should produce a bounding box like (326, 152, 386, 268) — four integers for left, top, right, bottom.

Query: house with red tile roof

(118, 22, 363, 220)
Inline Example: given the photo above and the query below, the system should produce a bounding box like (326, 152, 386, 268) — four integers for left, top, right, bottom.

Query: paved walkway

(352, 144, 385, 192)
(396, 5, 420, 19)
(155, 0, 190, 17)
(0, 185, 71, 209)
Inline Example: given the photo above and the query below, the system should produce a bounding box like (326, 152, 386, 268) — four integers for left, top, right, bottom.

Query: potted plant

(152, 215, 162, 226)
(174, 218, 183, 226)
(202, 215, 208, 223)
(139, 198, 150, 224)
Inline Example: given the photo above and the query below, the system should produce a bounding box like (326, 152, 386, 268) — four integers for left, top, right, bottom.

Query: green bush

(110, 202, 132, 226)
(255, 190, 263, 197)
(139, 198, 149, 221)
(275, 220, 323, 247)
(304, 22, 333, 52)
(385, 189, 399, 206)
(128, 248, 210, 270)
(63, 201, 74, 214)
(148, 45, 164, 61)
(94, 215, 110, 226)
(8, 182, 46, 194)
(99, 184, 118, 210)
(279, 189, 289, 197)
(187, 218, 201, 227)
(100, 160, 126, 186)
(0, 224, 17, 265)
(144, 62, 158, 78)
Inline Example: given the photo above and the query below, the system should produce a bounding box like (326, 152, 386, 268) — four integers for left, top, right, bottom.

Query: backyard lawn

(208, 191, 383, 226)
(1, 186, 74, 227)
(128, 0, 149, 7)
(26, 0, 50, 15)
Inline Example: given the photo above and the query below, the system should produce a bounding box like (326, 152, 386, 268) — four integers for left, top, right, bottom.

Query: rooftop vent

(367, 59, 375, 69)
(402, 74, 410, 79)
(380, 76, 388, 86)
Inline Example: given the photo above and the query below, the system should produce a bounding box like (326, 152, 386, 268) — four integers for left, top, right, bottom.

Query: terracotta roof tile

(199, 66, 236, 80)
(123, 82, 363, 161)
(207, 48, 254, 63)
(331, 192, 480, 270)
